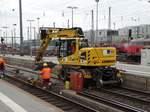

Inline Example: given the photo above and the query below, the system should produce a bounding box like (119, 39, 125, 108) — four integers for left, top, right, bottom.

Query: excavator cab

(55, 38, 89, 58)
(58, 39, 76, 58)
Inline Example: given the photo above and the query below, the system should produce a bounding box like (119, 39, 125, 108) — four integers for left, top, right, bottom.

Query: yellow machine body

(36, 27, 116, 67)
(59, 45, 116, 67)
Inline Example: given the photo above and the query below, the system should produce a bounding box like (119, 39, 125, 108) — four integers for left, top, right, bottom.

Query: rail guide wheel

(118, 77, 123, 86)
(96, 79, 103, 89)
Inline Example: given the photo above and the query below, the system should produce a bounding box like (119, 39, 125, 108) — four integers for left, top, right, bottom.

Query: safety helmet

(43, 63, 48, 67)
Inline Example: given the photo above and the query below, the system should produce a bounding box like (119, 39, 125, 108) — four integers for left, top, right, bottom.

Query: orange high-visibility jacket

(0, 58, 5, 65)
(70, 44, 76, 54)
(41, 68, 52, 79)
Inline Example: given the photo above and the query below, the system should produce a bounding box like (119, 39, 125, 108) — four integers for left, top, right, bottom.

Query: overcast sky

(0, 0, 150, 40)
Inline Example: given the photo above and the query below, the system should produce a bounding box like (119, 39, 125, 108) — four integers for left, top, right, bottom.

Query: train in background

(84, 24, 150, 62)
(117, 38, 150, 61)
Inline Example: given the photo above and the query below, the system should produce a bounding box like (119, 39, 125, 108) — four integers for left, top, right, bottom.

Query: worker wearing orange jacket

(40, 63, 52, 89)
(0, 57, 5, 78)
(70, 42, 76, 54)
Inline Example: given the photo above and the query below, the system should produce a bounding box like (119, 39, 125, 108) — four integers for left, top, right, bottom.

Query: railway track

(3, 75, 98, 112)
(78, 87, 150, 112)
(102, 87, 150, 104)
(117, 53, 140, 65)
(4, 64, 149, 112)
(6, 64, 64, 93)
(78, 91, 146, 112)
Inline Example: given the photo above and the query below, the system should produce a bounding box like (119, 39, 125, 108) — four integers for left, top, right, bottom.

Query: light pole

(53, 22, 56, 28)
(0, 29, 2, 38)
(37, 17, 40, 30)
(91, 10, 94, 46)
(131, 17, 139, 38)
(36, 17, 40, 39)
(27, 20, 34, 40)
(13, 24, 17, 48)
(113, 22, 116, 30)
(67, 19, 70, 28)
(36, 17, 40, 50)
(33, 27, 36, 56)
(95, 0, 99, 45)
(27, 19, 34, 57)
(67, 6, 78, 28)
(2, 26, 9, 45)
(19, 0, 23, 56)
(1, 26, 8, 55)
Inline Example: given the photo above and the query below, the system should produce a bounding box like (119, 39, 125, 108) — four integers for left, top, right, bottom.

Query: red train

(118, 38, 150, 60)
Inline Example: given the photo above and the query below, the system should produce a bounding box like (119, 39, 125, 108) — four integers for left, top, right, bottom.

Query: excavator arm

(35, 31, 51, 63)
(35, 27, 84, 63)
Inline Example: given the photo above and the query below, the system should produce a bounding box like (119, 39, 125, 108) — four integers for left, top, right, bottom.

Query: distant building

(84, 29, 118, 44)
(22, 39, 57, 55)
(118, 24, 150, 41)
(84, 24, 150, 45)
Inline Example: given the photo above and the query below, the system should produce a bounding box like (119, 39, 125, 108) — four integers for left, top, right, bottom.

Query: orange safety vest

(0, 58, 5, 64)
(41, 68, 52, 79)
(71, 45, 76, 54)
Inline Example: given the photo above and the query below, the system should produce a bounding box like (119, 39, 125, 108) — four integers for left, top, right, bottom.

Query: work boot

(42, 86, 46, 90)
(48, 82, 52, 86)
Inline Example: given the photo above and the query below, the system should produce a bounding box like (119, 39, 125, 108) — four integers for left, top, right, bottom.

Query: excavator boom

(35, 27, 84, 63)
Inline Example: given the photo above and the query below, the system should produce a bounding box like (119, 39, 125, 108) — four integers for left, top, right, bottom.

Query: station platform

(1, 54, 59, 64)
(116, 62, 150, 76)
(0, 79, 63, 112)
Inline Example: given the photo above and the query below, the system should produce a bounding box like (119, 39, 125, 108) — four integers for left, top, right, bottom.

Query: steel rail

(102, 87, 150, 104)
(78, 91, 146, 112)
(4, 64, 149, 112)
(4, 75, 98, 112)
(6, 64, 63, 81)
(121, 87, 150, 95)
(101, 89, 150, 104)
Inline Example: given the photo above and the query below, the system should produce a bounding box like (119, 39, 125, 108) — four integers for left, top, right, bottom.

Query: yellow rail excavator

(35, 27, 123, 88)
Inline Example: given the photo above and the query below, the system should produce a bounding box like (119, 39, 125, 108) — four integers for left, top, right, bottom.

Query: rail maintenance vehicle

(35, 27, 123, 88)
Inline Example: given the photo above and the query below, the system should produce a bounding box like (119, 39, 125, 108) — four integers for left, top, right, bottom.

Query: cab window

(79, 39, 89, 49)
(59, 39, 76, 57)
